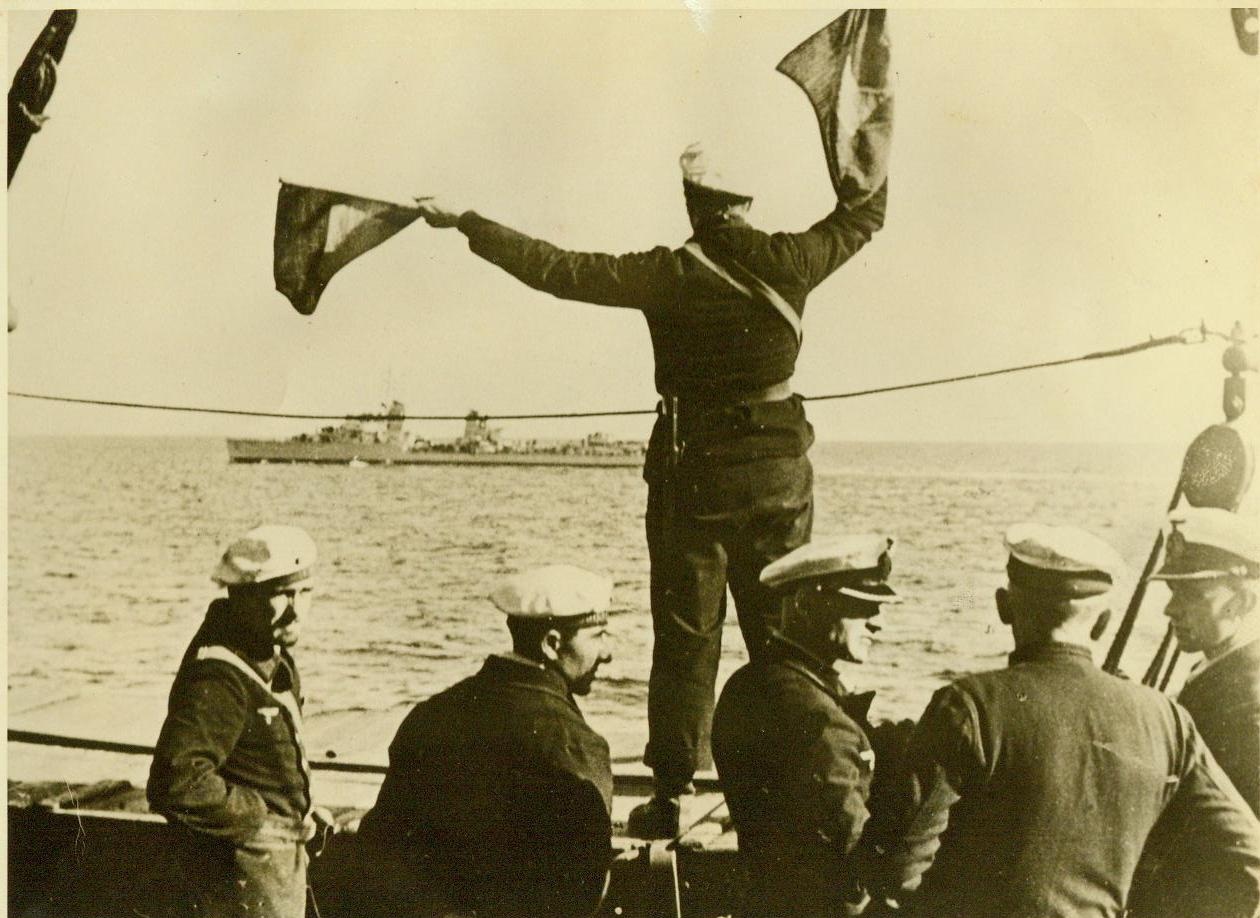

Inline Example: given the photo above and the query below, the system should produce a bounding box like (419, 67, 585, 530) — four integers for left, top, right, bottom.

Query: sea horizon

(9, 435, 1189, 759)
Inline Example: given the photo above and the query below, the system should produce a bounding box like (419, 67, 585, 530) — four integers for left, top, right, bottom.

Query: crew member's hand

(414, 196, 466, 229)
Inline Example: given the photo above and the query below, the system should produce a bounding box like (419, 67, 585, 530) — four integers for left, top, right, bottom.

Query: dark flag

(8, 10, 77, 185)
(777, 10, 894, 205)
(9, 9, 77, 331)
(273, 181, 422, 316)
(1232, 9, 1258, 55)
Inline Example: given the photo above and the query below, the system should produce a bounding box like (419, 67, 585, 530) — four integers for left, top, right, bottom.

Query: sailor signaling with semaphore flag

(406, 10, 894, 839)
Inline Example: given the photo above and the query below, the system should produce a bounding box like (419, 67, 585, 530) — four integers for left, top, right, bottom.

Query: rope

(6, 728, 388, 774)
(7, 328, 1202, 422)
(806, 332, 1193, 404)
(6, 728, 726, 792)
(5, 391, 648, 422)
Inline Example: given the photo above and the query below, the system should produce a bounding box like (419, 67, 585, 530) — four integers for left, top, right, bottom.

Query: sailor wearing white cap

(211, 524, 318, 649)
(874, 523, 1260, 918)
(355, 565, 614, 918)
(712, 536, 901, 918)
(490, 563, 614, 697)
(413, 129, 890, 838)
(148, 524, 331, 918)
(759, 534, 902, 663)
(678, 141, 757, 227)
(1000, 521, 1124, 639)
(1153, 507, 1260, 816)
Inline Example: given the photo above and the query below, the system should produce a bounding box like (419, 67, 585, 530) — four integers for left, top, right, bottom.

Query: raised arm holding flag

(410, 10, 897, 838)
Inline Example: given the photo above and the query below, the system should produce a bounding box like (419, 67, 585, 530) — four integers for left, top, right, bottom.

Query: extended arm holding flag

(402, 17, 895, 826)
(777, 9, 894, 207)
(272, 182, 423, 315)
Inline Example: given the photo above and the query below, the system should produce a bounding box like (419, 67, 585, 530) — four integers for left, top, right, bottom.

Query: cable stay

(7, 324, 1220, 422)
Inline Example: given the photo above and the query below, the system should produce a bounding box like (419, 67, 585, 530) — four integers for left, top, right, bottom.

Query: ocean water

(7, 436, 1187, 759)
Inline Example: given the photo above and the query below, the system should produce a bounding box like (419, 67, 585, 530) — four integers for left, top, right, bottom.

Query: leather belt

(658, 378, 794, 417)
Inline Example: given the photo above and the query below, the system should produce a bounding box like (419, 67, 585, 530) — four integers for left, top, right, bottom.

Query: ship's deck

(9, 691, 743, 917)
(6, 687, 737, 850)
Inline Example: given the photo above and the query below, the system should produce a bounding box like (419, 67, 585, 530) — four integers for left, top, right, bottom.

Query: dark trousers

(163, 825, 308, 918)
(643, 452, 813, 792)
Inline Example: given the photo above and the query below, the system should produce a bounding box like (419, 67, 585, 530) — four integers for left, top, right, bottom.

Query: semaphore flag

(1232, 9, 1258, 55)
(777, 10, 894, 206)
(8, 10, 77, 186)
(273, 181, 422, 316)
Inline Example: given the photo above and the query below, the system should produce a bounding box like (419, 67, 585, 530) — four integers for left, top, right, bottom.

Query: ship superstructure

(226, 403, 646, 468)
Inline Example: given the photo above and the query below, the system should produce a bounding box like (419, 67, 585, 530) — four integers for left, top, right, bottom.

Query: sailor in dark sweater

(355, 564, 615, 918)
(414, 144, 887, 837)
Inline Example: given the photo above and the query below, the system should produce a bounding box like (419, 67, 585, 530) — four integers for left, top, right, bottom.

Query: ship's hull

(226, 439, 644, 469)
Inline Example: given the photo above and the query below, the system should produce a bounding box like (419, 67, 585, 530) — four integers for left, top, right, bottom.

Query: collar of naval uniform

(657, 378, 794, 418)
(1008, 640, 1095, 668)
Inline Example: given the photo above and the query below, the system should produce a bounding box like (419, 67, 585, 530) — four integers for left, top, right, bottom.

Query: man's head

(1152, 508, 1259, 657)
(491, 565, 614, 696)
(213, 525, 317, 651)
(680, 142, 754, 232)
(761, 536, 901, 666)
(997, 523, 1124, 648)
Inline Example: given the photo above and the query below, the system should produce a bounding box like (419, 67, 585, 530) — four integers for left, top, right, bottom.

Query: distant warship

(227, 402, 646, 468)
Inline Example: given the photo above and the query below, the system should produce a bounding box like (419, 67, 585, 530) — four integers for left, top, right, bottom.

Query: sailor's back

(903, 644, 1216, 918)
(878, 523, 1260, 918)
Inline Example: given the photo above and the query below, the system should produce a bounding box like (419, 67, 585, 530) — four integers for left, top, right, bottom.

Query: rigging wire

(7, 326, 1208, 422)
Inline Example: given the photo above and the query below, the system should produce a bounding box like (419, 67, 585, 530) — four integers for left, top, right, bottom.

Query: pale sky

(5, 7, 1258, 443)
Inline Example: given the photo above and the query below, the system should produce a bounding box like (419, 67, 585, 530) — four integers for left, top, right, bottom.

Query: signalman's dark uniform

(452, 169, 887, 817)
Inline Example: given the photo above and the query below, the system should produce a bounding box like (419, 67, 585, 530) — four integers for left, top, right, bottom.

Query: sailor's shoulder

(936, 665, 1012, 701)
(1181, 655, 1260, 724)
(716, 661, 846, 738)
(1188, 640, 1260, 699)
(751, 658, 838, 704)
(179, 645, 264, 694)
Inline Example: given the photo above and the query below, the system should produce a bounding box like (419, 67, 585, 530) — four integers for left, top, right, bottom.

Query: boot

(625, 795, 681, 840)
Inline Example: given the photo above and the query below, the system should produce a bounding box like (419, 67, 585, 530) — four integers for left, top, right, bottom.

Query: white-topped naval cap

(760, 535, 900, 602)
(1003, 523, 1125, 577)
(490, 564, 613, 625)
(679, 142, 755, 202)
(212, 525, 317, 589)
(1003, 523, 1124, 600)
(1151, 507, 1260, 581)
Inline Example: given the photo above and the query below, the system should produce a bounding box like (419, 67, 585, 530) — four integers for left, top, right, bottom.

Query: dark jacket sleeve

(795, 709, 873, 853)
(457, 212, 682, 310)
(872, 683, 983, 903)
(767, 182, 888, 293)
(147, 662, 268, 843)
(1130, 706, 1260, 918)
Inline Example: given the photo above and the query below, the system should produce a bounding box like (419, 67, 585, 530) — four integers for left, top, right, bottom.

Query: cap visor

(683, 180, 753, 207)
(839, 584, 903, 604)
(1148, 570, 1235, 582)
